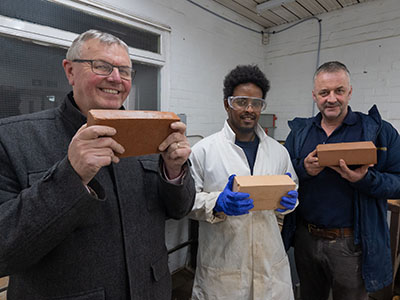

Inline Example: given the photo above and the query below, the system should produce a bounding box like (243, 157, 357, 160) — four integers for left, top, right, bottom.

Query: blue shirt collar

(313, 106, 357, 128)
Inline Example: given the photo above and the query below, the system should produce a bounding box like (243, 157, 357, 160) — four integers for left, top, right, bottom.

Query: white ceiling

(212, 0, 374, 29)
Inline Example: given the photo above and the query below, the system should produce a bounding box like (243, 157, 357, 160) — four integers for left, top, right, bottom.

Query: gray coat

(0, 93, 196, 300)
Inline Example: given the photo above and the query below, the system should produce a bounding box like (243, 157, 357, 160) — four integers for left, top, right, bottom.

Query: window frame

(0, 0, 171, 110)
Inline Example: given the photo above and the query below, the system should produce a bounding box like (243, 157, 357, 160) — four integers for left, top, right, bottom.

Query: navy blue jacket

(282, 105, 400, 292)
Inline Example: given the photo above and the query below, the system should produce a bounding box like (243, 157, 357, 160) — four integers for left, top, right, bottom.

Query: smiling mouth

(100, 88, 120, 95)
(241, 114, 256, 121)
(242, 118, 254, 122)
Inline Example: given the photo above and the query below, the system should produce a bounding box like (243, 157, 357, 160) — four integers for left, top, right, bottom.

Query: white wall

(93, 0, 267, 138)
(85, 0, 400, 271)
(64, 0, 400, 274)
(264, 0, 400, 141)
(90, 0, 267, 272)
(104, 0, 400, 142)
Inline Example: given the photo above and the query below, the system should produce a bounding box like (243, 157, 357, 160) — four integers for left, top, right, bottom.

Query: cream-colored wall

(264, 0, 400, 140)
(94, 0, 268, 138)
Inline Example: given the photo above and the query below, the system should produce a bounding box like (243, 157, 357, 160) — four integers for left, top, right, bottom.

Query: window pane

(129, 64, 160, 111)
(0, 35, 69, 118)
(0, 35, 159, 119)
(0, 0, 160, 53)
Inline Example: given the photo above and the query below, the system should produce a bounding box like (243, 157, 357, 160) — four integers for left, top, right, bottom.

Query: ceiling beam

(256, 0, 296, 13)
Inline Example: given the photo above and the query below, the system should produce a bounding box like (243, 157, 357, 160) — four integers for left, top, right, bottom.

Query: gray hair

(66, 29, 129, 60)
(313, 61, 351, 83)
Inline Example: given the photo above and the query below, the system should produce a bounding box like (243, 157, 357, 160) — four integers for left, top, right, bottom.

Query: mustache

(323, 102, 341, 109)
(240, 113, 257, 120)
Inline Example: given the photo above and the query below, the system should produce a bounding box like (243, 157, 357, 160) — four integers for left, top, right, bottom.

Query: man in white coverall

(189, 65, 298, 300)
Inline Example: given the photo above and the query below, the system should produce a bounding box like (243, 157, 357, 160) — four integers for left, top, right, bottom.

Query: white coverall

(189, 121, 298, 300)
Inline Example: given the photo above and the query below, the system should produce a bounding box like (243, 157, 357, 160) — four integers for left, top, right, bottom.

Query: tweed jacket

(0, 93, 195, 300)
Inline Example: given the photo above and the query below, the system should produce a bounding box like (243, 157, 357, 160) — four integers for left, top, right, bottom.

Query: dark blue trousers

(294, 222, 368, 300)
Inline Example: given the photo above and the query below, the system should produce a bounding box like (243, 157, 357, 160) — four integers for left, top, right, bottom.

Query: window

(0, 0, 169, 118)
(0, 0, 160, 53)
(0, 35, 69, 118)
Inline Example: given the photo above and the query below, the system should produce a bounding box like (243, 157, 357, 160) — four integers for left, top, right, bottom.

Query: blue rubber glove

(276, 172, 297, 212)
(276, 190, 298, 213)
(214, 174, 254, 216)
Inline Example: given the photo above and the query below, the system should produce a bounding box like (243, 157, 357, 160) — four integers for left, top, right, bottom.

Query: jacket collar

(58, 91, 128, 132)
(57, 92, 87, 131)
(362, 104, 382, 141)
(313, 106, 358, 128)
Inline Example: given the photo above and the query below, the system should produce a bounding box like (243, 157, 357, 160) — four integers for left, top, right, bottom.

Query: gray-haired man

(0, 29, 195, 300)
(282, 61, 400, 299)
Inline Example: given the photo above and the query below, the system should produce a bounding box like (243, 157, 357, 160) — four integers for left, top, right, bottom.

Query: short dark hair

(223, 65, 270, 99)
(314, 61, 350, 81)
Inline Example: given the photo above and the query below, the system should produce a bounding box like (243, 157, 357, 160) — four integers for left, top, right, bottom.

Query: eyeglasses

(72, 59, 136, 81)
(227, 96, 266, 112)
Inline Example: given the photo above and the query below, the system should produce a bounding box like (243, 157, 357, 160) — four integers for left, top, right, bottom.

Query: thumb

(76, 123, 88, 134)
(227, 174, 236, 190)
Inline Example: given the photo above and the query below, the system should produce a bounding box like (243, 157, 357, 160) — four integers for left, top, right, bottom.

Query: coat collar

(313, 106, 358, 128)
(57, 91, 128, 132)
(57, 92, 87, 131)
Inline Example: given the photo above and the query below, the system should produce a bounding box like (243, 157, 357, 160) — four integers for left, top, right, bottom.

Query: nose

(107, 67, 122, 82)
(245, 103, 255, 112)
(327, 91, 336, 102)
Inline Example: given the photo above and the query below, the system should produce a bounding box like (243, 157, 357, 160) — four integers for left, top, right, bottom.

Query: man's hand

(329, 159, 373, 183)
(214, 174, 254, 216)
(68, 124, 125, 185)
(276, 190, 298, 213)
(304, 149, 325, 176)
(158, 121, 191, 179)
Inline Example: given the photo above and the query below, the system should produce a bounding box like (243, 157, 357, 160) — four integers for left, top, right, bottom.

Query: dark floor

(171, 268, 194, 300)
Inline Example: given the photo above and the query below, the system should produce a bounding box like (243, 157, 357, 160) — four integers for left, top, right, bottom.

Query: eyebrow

(319, 86, 346, 91)
(96, 59, 131, 68)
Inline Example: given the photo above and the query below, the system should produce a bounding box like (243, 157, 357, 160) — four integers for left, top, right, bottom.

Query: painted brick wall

(98, 0, 400, 142)
(97, 0, 267, 139)
(95, 0, 267, 272)
(93, 0, 400, 272)
(264, 0, 400, 140)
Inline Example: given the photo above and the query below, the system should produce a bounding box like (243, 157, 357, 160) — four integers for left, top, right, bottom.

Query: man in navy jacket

(282, 61, 400, 300)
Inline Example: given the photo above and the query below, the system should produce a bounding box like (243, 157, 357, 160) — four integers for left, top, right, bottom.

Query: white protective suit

(189, 121, 298, 300)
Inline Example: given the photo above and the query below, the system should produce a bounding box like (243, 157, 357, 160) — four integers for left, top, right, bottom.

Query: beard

(229, 112, 258, 135)
(236, 126, 255, 135)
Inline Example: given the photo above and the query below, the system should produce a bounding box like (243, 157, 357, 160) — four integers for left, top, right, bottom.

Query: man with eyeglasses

(0, 29, 195, 300)
(189, 65, 298, 299)
(282, 61, 400, 299)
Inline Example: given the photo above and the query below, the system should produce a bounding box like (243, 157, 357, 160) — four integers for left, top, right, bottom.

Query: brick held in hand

(316, 141, 377, 167)
(87, 109, 180, 158)
(233, 175, 296, 211)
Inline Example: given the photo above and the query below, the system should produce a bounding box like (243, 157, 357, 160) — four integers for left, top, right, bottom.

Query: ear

(224, 99, 229, 111)
(312, 90, 317, 103)
(62, 59, 75, 86)
(348, 85, 353, 98)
